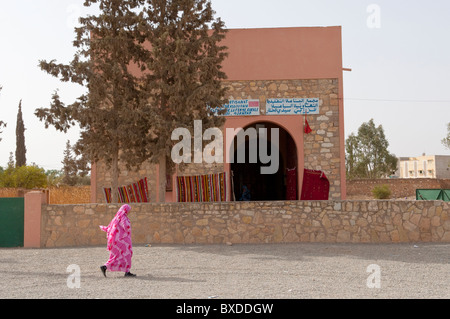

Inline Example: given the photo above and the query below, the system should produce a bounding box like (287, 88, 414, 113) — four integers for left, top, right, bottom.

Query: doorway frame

(224, 115, 304, 200)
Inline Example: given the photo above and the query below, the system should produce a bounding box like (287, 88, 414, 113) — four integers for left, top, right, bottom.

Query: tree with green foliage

(0, 121, 6, 142)
(61, 140, 91, 186)
(35, 0, 150, 203)
(45, 169, 63, 187)
(442, 123, 450, 150)
(0, 156, 47, 189)
(15, 100, 27, 167)
(35, 0, 228, 203)
(139, 0, 228, 201)
(0, 153, 16, 187)
(13, 165, 47, 189)
(346, 119, 398, 179)
(61, 140, 78, 186)
(6, 152, 14, 169)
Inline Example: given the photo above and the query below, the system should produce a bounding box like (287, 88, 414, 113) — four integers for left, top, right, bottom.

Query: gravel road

(0, 243, 448, 299)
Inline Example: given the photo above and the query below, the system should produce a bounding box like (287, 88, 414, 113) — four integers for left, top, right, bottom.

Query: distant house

(397, 155, 450, 179)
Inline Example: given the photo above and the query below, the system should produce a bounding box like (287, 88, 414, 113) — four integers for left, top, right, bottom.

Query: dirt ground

(0, 242, 448, 300)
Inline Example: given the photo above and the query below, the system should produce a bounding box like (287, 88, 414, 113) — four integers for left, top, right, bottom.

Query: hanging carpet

(104, 177, 149, 203)
(301, 169, 330, 200)
(176, 172, 228, 202)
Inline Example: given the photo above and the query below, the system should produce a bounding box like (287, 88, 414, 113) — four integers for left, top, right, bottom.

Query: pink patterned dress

(100, 204, 133, 273)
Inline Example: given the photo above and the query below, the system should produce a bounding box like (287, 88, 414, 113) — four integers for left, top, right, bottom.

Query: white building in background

(398, 155, 450, 179)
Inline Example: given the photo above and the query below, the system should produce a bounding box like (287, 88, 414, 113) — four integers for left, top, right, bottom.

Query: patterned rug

(104, 177, 149, 203)
(300, 169, 330, 200)
(176, 172, 228, 202)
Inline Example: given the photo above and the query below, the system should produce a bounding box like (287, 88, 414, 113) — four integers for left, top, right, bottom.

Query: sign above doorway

(209, 97, 320, 117)
(266, 98, 320, 115)
(209, 99, 260, 116)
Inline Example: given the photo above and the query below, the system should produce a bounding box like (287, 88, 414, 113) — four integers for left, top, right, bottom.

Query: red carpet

(300, 169, 330, 200)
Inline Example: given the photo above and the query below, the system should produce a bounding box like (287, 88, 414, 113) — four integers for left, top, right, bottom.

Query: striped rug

(103, 177, 149, 203)
(176, 172, 228, 202)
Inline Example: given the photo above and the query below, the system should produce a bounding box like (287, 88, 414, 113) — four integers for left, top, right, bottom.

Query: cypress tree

(15, 99, 27, 167)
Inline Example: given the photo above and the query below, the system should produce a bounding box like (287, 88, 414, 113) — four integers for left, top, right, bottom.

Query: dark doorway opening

(231, 122, 297, 201)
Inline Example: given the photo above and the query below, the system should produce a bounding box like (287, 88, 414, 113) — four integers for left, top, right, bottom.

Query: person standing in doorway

(99, 204, 136, 277)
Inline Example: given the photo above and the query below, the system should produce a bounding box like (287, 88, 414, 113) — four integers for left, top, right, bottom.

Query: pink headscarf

(100, 204, 132, 251)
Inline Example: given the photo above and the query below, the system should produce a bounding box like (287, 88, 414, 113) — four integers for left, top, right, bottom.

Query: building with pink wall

(91, 26, 346, 203)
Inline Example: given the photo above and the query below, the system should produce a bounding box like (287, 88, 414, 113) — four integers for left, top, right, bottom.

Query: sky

(0, 0, 449, 171)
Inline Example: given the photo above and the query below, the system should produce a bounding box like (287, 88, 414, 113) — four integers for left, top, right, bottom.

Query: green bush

(372, 184, 391, 199)
(0, 165, 47, 189)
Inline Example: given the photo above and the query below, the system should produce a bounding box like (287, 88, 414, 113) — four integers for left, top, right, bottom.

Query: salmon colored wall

(221, 27, 343, 81)
(24, 191, 46, 248)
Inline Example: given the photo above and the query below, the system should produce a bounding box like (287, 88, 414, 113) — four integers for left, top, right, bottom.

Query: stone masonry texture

(41, 200, 449, 248)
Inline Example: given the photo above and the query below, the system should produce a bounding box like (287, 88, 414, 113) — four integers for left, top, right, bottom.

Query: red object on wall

(301, 169, 330, 200)
(304, 115, 312, 134)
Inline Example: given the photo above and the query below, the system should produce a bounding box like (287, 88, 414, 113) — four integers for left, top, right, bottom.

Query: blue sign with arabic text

(266, 98, 320, 115)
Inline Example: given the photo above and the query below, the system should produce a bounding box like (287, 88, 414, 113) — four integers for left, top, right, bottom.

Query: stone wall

(40, 200, 449, 248)
(347, 179, 450, 199)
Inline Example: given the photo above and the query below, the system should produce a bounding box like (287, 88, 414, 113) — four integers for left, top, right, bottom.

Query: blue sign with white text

(266, 98, 320, 115)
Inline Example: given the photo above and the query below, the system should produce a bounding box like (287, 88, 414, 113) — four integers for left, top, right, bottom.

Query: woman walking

(99, 204, 136, 277)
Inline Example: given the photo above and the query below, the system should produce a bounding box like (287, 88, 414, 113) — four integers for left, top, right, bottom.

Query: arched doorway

(230, 122, 297, 201)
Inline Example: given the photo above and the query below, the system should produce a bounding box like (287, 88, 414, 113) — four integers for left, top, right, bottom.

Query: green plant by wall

(372, 184, 391, 199)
